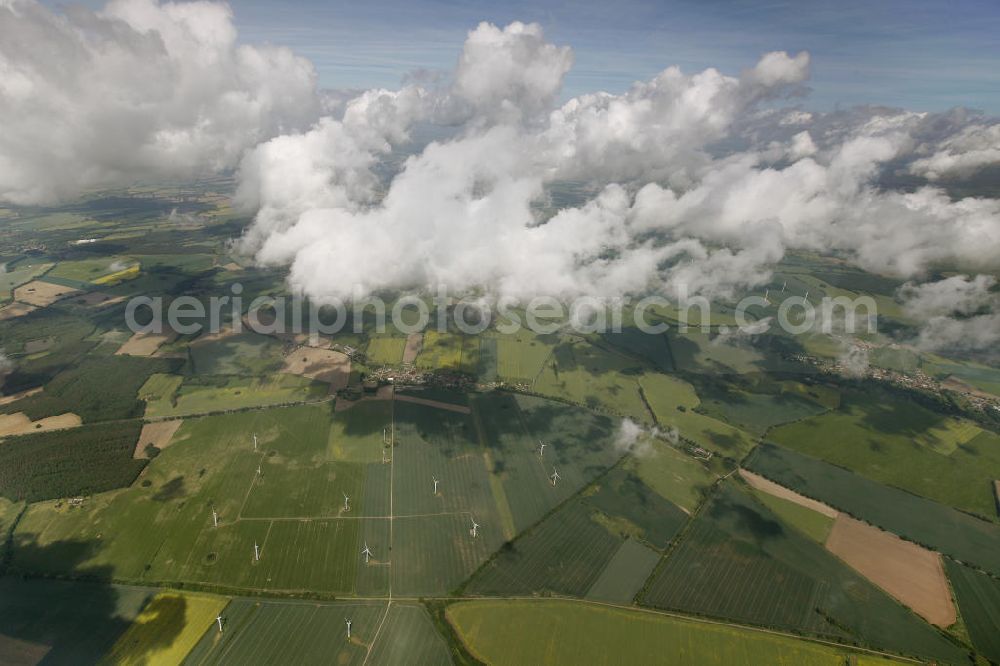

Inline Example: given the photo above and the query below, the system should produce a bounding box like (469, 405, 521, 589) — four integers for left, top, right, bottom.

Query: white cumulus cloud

(0, 0, 319, 204)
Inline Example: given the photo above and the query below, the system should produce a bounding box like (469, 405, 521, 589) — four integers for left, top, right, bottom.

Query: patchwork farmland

(3, 192, 1000, 664)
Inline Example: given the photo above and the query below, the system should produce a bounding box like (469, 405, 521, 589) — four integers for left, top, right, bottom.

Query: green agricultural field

(100, 591, 228, 665)
(1, 355, 178, 423)
(489, 329, 558, 384)
(2, 210, 95, 232)
(9, 404, 391, 595)
(533, 339, 651, 421)
(391, 513, 500, 597)
(924, 355, 1000, 396)
(240, 403, 369, 519)
(639, 373, 756, 457)
(638, 371, 698, 409)
(143, 374, 327, 418)
(746, 444, 1000, 577)
(138, 372, 183, 404)
(466, 466, 685, 597)
(584, 538, 661, 603)
(366, 603, 452, 665)
(45, 256, 139, 287)
(10, 393, 579, 598)
(478, 336, 499, 382)
(0, 420, 145, 502)
(668, 330, 789, 375)
(642, 482, 967, 664)
(187, 332, 286, 375)
(870, 347, 922, 373)
(448, 599, 907, 665)
(465, 501, 622, 597)
(365, 335, 407, 365)
(417, 330, 479, 374)
(630, 440, 717, 513)
(799, 332, 849, 360)
(694, 383, 828, 435)
(642, 301, 741, 327)
(0, 578, 152, 665)
(600, 327, 674, 371)
(782, 270, 907, 323)
(768, 387, 1000, 518)
(0, 260, 52, 300)
(471, 392, 622, 533)
(795, 261, 902, 297)
(398, 386, 470, 407)
(778, 380, 840, 409)
(944, 559, 1000, 662)
(0, 496, 25, 562)
(0, 308, 94, 358)
(389, 400, 505, 595)
(583, 467, 689, 549)
(328, 399, 390, 463)
(184, 599, 386, 665)
(746, 486, 835, 543)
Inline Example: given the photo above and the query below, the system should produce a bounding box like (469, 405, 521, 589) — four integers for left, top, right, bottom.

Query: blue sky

(68, 0, 1000, 112)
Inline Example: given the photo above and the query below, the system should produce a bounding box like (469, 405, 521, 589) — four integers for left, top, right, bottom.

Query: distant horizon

(48, 0, 1000, 113)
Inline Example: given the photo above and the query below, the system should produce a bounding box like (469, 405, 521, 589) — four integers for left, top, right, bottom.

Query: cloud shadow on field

(0, 536, 184, 664)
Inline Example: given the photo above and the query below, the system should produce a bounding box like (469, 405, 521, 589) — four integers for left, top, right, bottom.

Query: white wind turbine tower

(538, 441, 546, 458)
(345, 618, 352, 640)
(253, 541, 260, 561)
(764, 289, 770, 305)
(216, 614, 224, 633)
(433, 476, 439, 495)
(256, 464, 261, 477)
(470, 517, 479, 538)
(211, 506, 219, 528)
(550, 468, 561, 487)
(343, 493, 350, 512)
(781, 280, 787, 293)
(253, 432, 258, 451)
(361, 541, 373, 564)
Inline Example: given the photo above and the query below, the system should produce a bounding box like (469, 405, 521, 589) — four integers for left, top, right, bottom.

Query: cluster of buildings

(793, 352, 1000, 416)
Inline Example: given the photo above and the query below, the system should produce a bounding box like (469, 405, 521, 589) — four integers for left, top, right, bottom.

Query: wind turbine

(253, 541, 260, 561)
(550, 468, 561, 487)
(256, 464, 261, 477)
(804, 290, 809, 301)
(383, 428, 388, 445)
(433, 476, 439, 495)
(470, 517, 479, 538)
(764, 289, 770, 305)
(216, 614, 224, 633)
(361, 541, 373, 564)
(538, 441, 546, 458)
(211, 506, 219, 528)
(253, 432, 258, 451)
(781, 280, 787, 293)
(343, 493, 350, 512)
(345, 618, 352, 640)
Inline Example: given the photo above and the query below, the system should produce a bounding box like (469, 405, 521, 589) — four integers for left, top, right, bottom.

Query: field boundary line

(363, 600, 392, 665)
(456, 454, 630, 595)
(231, 511, 473, 523)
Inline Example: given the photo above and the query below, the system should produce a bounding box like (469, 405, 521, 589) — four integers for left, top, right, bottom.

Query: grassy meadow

(768, 388, 1000, 519)
(448, 599, 909, 665)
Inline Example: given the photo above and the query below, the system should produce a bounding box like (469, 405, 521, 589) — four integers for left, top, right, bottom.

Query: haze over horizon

(42, 0, 1000, 112)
